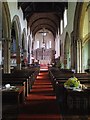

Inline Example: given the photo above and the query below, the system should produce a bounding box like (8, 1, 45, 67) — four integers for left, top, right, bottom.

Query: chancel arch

(33, 29, 55, 65)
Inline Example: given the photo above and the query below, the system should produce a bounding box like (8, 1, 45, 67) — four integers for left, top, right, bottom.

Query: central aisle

(17, 70, 62, 120)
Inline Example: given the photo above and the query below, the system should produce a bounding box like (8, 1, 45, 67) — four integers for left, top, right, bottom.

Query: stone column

(16, 45, 21, 70)
(3, 38, 11, 73)
(71, 31, 77, 72)
(77, 39, 82, 73)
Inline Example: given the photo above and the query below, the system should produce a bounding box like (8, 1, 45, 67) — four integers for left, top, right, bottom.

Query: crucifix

(39, 28, 48, 60)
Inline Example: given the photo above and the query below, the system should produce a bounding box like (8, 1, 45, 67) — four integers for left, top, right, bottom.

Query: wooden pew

(49, 68, 90, 114)
(2, 67, 40, 118)
(49, 68, 90, 90)
(55, 82, 90, 114)
(49, 70, 73, 90)
(2, 67, 40, 95)
(12, 68, 40, 88)
(2, 70, 34, 94)
(2, 78, 27, 97)
(2, 86, 24, 116)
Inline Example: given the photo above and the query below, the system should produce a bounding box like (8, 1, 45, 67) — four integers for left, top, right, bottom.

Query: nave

(1, 1, 90, 120)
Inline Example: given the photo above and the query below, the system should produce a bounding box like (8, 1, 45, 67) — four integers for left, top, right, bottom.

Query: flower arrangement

(64, 77, 81, 88)
(64, 77, 87, 91)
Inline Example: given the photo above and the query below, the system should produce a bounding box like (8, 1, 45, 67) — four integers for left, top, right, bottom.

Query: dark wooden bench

(2, 67, 40, 96)
(2, 86, 24, 118)
(3, 70, 34, 94)
(2, 78, 27, 97)
(12, 68, 40, 88)
(55, 83, 90, 114)
(49, 67, 90, 114)
(49, 69, 90, 89)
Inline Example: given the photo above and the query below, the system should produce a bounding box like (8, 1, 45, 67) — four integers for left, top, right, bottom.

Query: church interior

(0, 1, 90, 120)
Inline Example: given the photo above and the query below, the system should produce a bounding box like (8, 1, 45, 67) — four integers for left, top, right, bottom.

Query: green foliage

(64, 77, 80, 88)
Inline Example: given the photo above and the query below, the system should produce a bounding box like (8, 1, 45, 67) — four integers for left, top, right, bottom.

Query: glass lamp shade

(42, 32, 47, 36)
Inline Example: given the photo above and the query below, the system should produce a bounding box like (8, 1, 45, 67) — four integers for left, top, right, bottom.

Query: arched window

(11, 25, 16, 55)
(49, 41, 51, 48)
(60, 19, 63, 34)
(64, 8, 67, 28)
(37, 41, 39, 49)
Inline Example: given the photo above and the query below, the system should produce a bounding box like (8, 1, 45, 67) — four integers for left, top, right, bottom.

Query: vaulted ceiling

(18, 2, 68, 37)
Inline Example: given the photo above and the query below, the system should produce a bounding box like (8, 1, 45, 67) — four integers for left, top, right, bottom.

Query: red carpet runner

(17, 70, 62, 120)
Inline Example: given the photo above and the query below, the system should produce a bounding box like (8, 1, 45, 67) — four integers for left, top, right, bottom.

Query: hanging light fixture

(42, 32, 47, 37)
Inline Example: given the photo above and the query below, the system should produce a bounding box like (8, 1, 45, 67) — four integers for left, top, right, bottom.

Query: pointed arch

(2, 2, 11, 38)
(11, 15, 21, 47)
(73, 2, 90, 72)
(11, 15, 22, 69)
(2, 2, 11, 73)
(22, 28, 27, 51)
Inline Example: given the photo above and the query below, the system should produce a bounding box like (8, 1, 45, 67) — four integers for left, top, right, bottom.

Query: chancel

(1, 1, 90, 120)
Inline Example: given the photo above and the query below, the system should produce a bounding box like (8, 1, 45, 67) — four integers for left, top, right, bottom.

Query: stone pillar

(3, 38, 11, 73)
(16, 45, 21, 70)
(77, 39, 82, 73)
(71, 32, 74, 70)
(71, 31, 77, 72)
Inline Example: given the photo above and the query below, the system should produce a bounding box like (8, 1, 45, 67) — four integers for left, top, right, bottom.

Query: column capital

(2, 37, 11, 42)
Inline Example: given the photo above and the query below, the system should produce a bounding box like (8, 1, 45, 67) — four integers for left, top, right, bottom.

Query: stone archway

(73, 2, 90, 72)
(2, 2, 11, 73)
(81, 3, 90, 72)
(11, 15, 21, 70)
(64, 32, 71, 69)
